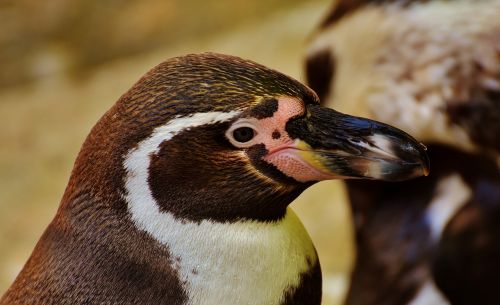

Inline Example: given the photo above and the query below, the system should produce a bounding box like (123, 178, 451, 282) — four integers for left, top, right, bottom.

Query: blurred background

(0, 0, 353, 304)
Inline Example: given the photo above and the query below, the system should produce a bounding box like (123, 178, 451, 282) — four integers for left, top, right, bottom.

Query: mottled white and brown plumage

(305, 1, 500, 305)
(0, 53, 428, 305)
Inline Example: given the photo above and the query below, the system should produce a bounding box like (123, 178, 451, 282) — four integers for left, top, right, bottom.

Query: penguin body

(1, 53, 428, 304)
(2, 208, 319, 305)
(344, 145, 500, 305)
(305, 1, 500, 304)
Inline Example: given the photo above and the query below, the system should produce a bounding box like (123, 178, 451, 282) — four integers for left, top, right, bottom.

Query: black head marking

(305, 49, 336, 104)
(249, 97, 279, 119)
(320, 0, 365, 28)
(272, 130, 281, 139)
(320, 0, 431, 28)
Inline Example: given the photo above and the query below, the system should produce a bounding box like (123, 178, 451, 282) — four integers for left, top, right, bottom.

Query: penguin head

(306, 0, 500, 154)
(65, 53, 428, 222)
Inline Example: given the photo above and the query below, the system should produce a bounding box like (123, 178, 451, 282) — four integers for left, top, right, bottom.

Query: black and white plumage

(306, 1, 500, 304)
(0, 53, 428, 305)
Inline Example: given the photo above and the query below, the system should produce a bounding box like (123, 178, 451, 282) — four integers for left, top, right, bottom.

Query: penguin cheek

(263, 147, 334, 183)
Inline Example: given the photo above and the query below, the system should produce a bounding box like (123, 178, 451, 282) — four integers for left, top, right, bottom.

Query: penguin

(305, 1, 500, 304)
(0, 53, 428, 305)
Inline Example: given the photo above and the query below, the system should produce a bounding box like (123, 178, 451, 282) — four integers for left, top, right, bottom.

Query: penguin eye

(232, 127, 255, 143)
(226, 121, 259, 148)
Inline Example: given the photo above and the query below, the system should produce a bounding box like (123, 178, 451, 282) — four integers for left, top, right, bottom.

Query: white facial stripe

(425, 174, 471, 241)
(123, 111, 241, 224)
(408, 279, 450, 305)
(123, 110, 316, 305)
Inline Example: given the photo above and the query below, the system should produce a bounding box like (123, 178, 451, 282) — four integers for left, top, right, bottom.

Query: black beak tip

(393, 140, 430, 180)
(419, 143, 431, 177)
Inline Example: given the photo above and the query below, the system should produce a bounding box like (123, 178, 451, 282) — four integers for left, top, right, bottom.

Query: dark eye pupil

(233, 127, 255, 143)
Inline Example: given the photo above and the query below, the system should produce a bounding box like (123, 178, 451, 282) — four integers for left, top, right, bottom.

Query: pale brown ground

(0, 1, 353, 304)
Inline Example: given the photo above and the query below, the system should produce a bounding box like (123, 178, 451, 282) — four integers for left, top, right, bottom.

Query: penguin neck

(152, 187, 305, 223)
(127, 198, 317, 305)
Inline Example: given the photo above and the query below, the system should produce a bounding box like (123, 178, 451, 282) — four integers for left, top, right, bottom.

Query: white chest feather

(408, 280, 450, 305)
(134, 208, 316, 305)
(122, 111, 317, 305)
(425, 174, 471, 241)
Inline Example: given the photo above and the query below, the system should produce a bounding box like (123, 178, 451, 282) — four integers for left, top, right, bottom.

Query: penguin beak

(285, 104, 430, 181)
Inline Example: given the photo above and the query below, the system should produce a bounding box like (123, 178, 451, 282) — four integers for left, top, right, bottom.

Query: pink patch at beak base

(263, 143, 335, 183)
